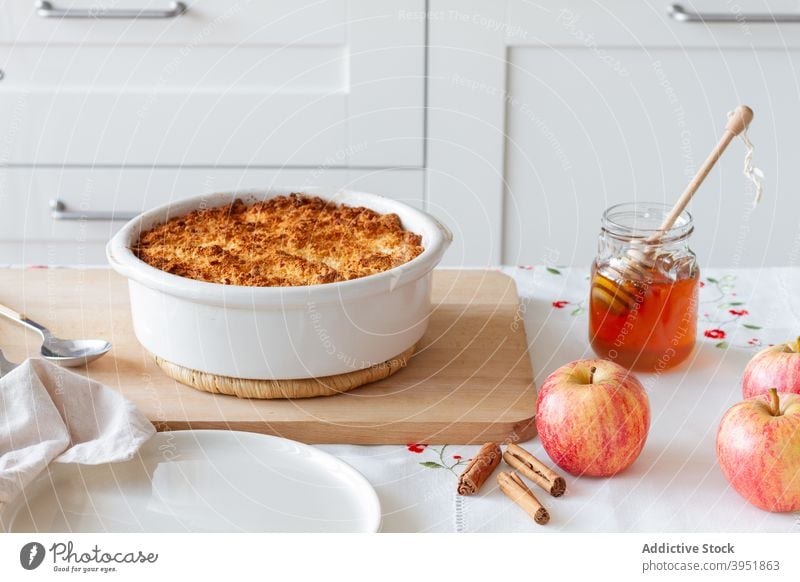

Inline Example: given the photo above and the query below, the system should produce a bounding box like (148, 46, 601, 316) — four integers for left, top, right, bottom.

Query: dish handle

(106, 240, 135, 280)
(431, 213, 454, 247)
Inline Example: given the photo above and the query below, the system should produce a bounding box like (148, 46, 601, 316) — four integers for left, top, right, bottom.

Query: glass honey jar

(589, 202, 699, 372)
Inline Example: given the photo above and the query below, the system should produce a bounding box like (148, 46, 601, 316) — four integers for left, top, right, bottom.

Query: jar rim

(602, 202, 693, 242)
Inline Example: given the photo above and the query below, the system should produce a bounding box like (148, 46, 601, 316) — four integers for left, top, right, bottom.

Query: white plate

(0, 430, 381, 533)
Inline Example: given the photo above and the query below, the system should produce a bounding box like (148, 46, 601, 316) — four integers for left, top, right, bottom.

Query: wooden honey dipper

(593, 105, 755, 314)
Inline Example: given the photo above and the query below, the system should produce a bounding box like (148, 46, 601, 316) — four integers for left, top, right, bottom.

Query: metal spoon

(0, 302, 111, 367)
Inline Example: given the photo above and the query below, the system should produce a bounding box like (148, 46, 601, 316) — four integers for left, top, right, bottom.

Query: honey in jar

(589, 203, 699, 372)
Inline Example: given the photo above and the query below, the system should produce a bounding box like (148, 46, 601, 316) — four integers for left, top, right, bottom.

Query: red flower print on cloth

(410, 445, 470, 475)
(699, 275, 765, 349)
(704, 329, 726, 340)
(543, 268, 586, 315)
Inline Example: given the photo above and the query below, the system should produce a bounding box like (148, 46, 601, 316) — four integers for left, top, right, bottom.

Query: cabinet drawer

(0, 0, 425, 167)
(0, 166, 425, 264)
(0, 0, 345, 45)
(513, 0, 800, 48)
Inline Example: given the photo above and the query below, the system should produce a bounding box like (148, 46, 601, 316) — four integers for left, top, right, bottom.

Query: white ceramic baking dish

(107, 189, 452, 380)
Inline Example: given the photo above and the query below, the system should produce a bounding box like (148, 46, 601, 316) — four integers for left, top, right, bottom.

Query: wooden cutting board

(0, 269, 536, 444)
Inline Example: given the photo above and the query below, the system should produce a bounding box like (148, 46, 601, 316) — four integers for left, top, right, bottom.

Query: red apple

(535, 359, 650, 477)
(716, 389, 800, 512)
(742, 338, 800, 398)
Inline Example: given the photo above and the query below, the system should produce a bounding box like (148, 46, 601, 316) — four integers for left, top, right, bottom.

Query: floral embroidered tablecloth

(319, 266, 800, 532)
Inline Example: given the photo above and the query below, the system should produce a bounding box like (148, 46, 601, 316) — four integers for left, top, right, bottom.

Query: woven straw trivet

(153, 344, 416, 399)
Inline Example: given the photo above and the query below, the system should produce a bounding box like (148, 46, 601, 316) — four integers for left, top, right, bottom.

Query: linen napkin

(0, 358, 155, 506)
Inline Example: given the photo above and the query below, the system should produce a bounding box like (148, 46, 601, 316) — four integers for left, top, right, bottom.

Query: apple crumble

(133, 194, 424, 287)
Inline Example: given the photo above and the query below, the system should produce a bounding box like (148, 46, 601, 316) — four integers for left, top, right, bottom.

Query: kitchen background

(0, 0, 797, 268)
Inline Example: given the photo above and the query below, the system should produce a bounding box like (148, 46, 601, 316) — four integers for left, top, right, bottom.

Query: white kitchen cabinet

(0, 0, 426, 265)
(0, 166, 424, 264)
(428, 0, 800, 267)
(0, 0, 425, 167)
(4, 0, 800, 268)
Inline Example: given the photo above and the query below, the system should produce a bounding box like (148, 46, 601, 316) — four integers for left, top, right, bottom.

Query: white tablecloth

(320, 266, 800, 532)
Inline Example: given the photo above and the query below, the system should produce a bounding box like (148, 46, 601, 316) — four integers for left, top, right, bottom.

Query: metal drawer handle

(50, 199, 138, 221)
(36, 0, 187, 19)
(668, 3, 800, 23)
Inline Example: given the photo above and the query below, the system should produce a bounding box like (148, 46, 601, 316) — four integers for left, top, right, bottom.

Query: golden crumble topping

(133, 194, 424, 287)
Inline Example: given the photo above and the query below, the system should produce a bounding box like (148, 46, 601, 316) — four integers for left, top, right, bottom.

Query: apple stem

(589, 366, 596, 384)
(768, 388, 781, 416)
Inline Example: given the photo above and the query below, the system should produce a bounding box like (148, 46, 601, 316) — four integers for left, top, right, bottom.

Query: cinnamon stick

(497, 471, 550, 525)
(503, 443, 566, 497)
(457, 442, 502, 495)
